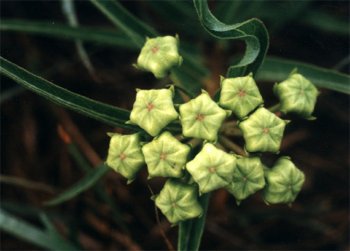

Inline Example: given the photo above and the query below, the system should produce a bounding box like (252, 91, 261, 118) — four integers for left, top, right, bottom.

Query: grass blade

(257, 56, 350, 94)
(0, 19, 136, 49)
(0, 209, 76, 250)
(45, 164, 109, 206)
(0, 56, 140, 130)
(61, 0, 99, 81)
(89, 0, 156, 47)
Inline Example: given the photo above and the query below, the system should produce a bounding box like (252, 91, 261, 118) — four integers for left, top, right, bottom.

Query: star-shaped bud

(274, 73, 318, 119)
(106, 133, 144, 183)
(239, 107, 287, 153)
(136, 35, 183, 78)
(226, 157, 266, 203)
(155, 179, 203, 224)
(186, 143, 236, 194)
(129, 88, 178, 136)
(263, 157, 305, 205)
(142, 131, 190, 178)
(219, 74, 263, 119)
(179, 91, 229, 141)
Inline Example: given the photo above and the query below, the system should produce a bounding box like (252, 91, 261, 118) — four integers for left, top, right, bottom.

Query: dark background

(1, 1, 349, 250)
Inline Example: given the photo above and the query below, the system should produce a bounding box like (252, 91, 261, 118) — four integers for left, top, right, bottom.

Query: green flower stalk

(129, 88, 178, 136)
(135, 35, 183, 78)
(155, 179, 203, 224)
(263, 157, 305, 205)
(106, 133, 145, 183)
(186, 143, 236, 194)
(219, 74, 263, 119)
(179, 91, 229, 141)
(274, 73, 318, 118)
(239, 107, 287, 153)
(142, 131, 190, 179)
(226, 157, 266, 203)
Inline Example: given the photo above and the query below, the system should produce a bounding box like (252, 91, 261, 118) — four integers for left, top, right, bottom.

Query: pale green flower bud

(142, 131, 190, 179)
(263, 157, 305, 205)
(274, 73, 318, 118)
(106, 133, 144, 183)
(239, 107, 287, 153)
(179, 91, 229, 141)
(129, 88, 178, 136)
(226, 157, 265, 203)
(154, 179, 203, 224)
(219, 74, 263, 119)
(136, 35, 183, 78)
(186, 143, 236, 194)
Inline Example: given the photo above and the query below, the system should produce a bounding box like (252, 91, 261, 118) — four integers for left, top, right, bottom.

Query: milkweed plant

(106, 35, 318, 225)
(3, 0, 348, 250)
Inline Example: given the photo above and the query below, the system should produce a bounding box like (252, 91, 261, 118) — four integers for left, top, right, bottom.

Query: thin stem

(219, 136, 247, 156)
(268, 103, 280, 113)
(220, 121, 242, 137)
(0, 175, 55, 194)
(148, 185, 175, 251)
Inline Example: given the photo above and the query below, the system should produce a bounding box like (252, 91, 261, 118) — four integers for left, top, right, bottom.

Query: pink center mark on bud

(119, 153, 127, 160)
(146, 102, 154, 112)
(160, 152, 167, 160)
(208, 166, 216, 173)
(196, 113, 205, 121)
(262, 128, 270, 134)
(151, 46, 159, 54)
(238, 89, 246, 97)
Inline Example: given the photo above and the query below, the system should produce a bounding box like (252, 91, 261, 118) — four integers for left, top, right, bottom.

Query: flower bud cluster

(105, 35, 318, 224)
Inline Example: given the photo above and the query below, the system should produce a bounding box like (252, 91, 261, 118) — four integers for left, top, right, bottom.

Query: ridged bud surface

(179, 92, 229, 141)
(129, 88, 178, 136)
(142, 131, 190, 178)
(155, 179, 203, 224)
(226, 157, 265, 202)
(106, 133, 144, 183)
(136, 35, 183, 78)
(263, 157, 305, 204)
(219, 75, 263, 119)
(274, 73, 318, 118)
(186, 143, 236, 194)
(239, 107, 287, 153)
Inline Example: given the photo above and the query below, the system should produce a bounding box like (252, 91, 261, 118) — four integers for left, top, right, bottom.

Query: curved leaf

(45, 164, 109, 206)
(193, 0, 269, 77)
(257, 57, 350, 94)
(0, 56, 140, 130)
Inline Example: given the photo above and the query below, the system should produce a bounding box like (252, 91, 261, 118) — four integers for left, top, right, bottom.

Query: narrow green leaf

(186, 193, 210, 251)
(257, 56, 350, 94)
(193, 0, 269, 77)
(0, 19, 136, 49)
(177, 220, 193, 251)
(301, 10, 349, 36)
(0, 56, 141, 130)
(0, 209, 76, 250)
(89, 0, 156, 47)
(177, 193, 210, 251)
(67, 143, 129, 232)
(45, 164, 109, 206)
